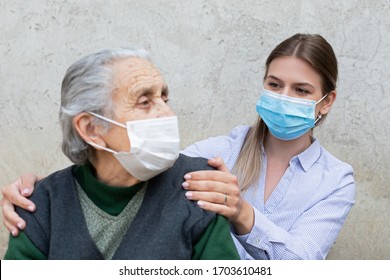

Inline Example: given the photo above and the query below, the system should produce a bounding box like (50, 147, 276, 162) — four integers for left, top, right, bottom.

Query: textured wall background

(0, 0, 389, 259)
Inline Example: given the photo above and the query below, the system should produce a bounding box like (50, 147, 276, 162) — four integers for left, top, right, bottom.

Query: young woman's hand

(1, 174, 39, 236)
(182, 157, 254, 234)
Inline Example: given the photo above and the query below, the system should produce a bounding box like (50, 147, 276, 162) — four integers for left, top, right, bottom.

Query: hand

(1, 173, 39, 236)
(182, 157, 254, 234)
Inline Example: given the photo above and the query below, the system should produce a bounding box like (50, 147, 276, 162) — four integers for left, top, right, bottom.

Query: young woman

(1, 34, 355, 259)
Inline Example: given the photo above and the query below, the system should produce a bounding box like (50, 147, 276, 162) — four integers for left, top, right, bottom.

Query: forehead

(111, 57, 165, 90)
(268, 56, 322, 86)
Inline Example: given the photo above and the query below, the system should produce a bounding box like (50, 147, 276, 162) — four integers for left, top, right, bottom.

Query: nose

(266, 86, 291, 96)
(155, 99, 175, 118)
(281, 88, 290, 96)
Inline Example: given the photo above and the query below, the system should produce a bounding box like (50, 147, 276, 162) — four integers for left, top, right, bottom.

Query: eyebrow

(266, 75, 316, 89)
(137, 87, 153, 97)
(136, 85, 169, 98)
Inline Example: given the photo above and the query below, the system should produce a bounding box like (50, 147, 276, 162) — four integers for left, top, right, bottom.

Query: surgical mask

(256, 88, 328, 141)
(87, 112, 180, 181)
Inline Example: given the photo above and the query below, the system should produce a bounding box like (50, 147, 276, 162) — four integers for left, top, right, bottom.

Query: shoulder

(304, 139, 354, 175)
(28, 166, 76, 201)
(154, 153, 216, 203)
(182, 125, 251, 157)
(15, 165, 77, 255)
(174, 153, 215, 172)
(147, 155, 217, 236)
(318, 145, 354, 174)
(37, 165, 75, 185)
(16, 165, 77, 218)
(315, 145, 355, 199)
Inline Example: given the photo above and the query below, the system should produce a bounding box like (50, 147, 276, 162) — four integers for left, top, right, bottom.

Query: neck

(91, 152, 141, 187)
(264, 131, 312, 160)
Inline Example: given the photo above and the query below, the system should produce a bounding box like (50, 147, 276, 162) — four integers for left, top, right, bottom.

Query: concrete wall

(0, 0, 389, 259)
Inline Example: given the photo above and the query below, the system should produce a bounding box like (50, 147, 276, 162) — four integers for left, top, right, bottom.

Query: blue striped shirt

(182, 125, 355, 259)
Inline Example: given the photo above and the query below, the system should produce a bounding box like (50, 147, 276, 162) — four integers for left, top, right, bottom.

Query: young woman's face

(264, 56, 325, 102)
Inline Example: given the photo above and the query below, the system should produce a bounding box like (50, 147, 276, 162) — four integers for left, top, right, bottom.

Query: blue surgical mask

(256, 88, 328, 140)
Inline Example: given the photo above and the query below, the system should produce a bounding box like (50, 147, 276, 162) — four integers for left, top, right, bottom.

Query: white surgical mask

(87, 112, 180, 181)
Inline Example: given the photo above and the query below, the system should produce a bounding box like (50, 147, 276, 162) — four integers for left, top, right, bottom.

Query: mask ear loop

(85, 111, 125, 154)
(315, 93, 329, 105)
(86, 141, 118, 154)
(314, 93, 329, 126)
(88, 111, 126, 128)
(314, 113, 323, 125)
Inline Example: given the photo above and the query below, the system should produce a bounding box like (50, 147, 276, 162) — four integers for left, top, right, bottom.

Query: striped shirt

(182, 125, 355, 259)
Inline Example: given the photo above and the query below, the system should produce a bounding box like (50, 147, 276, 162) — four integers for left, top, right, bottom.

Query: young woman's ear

(73, 112, 107, 148)
(319, 90, 336, 115)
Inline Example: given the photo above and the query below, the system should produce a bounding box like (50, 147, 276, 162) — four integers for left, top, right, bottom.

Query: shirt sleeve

(182, 136, 220, 159)
(3, 231, 47, 260)
(181, 126, 250, 168)
(192, 215, 240, 260)
(234, 171, 355, 260)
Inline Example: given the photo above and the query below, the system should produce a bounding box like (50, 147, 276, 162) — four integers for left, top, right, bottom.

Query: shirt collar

(293, 137, 322, 172)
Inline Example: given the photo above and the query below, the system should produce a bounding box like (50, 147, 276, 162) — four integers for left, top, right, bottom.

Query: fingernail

(182, 182, 189, 189)
(197, 201, 204, 206)
(17, 223, 23, 229)
(185, 192, 192, 198)
(11, 230, 16, 237)
(22, 188, 30, 195)
(28, 205, 35, 211)
(184, 174, 191, 180)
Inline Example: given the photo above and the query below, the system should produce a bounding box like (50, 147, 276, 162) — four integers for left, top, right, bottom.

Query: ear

(319, 90, 336, 115)
(73, 112, 107, 149)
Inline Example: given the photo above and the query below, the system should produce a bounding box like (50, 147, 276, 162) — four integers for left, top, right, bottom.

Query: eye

(295, 87, 310, 95)
(161, 95, 170, 103)
(161, 87, 169, 103)
(136, 95, 152, 109)
(268, 82, 281, 89)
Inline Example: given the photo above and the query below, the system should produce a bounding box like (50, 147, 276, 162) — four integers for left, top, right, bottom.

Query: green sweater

(4, 164, 239, 260)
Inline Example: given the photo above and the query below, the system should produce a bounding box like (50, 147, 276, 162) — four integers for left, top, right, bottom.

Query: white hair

(59, 48, 151, 163)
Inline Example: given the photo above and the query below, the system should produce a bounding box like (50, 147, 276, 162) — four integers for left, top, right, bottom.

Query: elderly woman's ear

(73, 113, 107, 148)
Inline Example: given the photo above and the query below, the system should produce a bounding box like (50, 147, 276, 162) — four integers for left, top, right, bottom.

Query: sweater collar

(73, 162, 144, 215)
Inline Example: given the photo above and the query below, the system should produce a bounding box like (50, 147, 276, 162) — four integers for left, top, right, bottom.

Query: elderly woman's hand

(1, 174, 38, 236)
(182, 157, 254, 235)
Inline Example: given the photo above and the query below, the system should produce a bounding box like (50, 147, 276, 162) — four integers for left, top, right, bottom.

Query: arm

(3, 231, 47, 260)
(237, 178, 355, 259)
(1, 174, 39, 235)
(188, 167, 355, 259)
(182, 129, 355, 259)
(192, 215, 240, 260)
(183, 142, 355, 259)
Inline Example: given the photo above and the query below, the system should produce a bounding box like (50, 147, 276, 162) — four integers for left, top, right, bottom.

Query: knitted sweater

(5, 154, 239, 260)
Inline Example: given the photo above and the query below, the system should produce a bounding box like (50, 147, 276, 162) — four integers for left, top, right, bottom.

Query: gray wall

(0, 0, 389, 259)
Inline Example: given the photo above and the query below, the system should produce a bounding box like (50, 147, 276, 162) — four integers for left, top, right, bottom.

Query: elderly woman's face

(102, 57, 175, 152)
(112, 57, 174, 121)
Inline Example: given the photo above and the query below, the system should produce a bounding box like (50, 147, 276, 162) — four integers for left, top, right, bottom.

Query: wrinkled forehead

(111, 57, 165, 89)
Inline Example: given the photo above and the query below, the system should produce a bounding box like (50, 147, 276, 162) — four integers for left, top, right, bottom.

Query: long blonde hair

(232, 33, 338, 192)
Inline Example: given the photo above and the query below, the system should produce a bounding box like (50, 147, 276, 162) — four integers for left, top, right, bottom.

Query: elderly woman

(4, 48, 239, 260)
